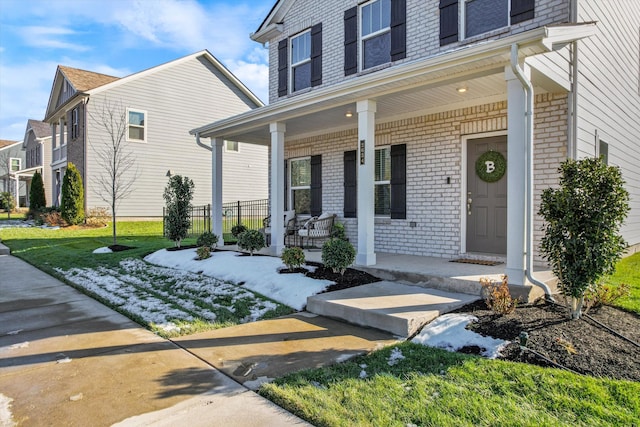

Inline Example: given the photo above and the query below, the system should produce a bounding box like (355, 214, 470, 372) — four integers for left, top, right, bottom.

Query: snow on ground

(0, 394, 15, 427)
(93, 247, 112, 254)
(145, 249, 333, 311)
(0, 220, 33, 229)
(412, 313, 509, 359)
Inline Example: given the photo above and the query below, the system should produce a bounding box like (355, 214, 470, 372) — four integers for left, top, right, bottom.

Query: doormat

(450, 259, 502, 266)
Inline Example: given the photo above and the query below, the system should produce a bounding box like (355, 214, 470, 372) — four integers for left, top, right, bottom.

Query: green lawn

(260, 342, 640, 427)
(606, 252, 640, 313)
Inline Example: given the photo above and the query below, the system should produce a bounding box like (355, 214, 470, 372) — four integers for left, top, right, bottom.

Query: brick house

(43, 50, 267, 217)
(192, 0, 640, 297)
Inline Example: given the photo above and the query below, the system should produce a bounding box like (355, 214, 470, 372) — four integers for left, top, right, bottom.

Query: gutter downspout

(510, 44, 554, 301)
(195, 132, 212, 152)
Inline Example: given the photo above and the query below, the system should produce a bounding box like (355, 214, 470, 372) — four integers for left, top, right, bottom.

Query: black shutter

(311, 23, 323, 87)
(284, 159, 288, 210)
(390, 144, 406, 219)
(344, 7, 358, 76)
(511, 0, 535, 24)
(310, 155, 322, 216)
(344, 150, 357, 218)
(278, 39, 288, 97)
(439, 0, 458, 46)
(390, 0, 406, 61)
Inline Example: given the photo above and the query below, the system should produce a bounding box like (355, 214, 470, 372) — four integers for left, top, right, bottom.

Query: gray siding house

(192, 0, 639, 299)
(0, 140, 27, 206)
(43, 50, 267, 217)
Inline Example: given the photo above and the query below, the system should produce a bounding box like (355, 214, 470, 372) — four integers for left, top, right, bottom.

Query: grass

(606, 252, 640, 313)
(260, 342, 640, 427)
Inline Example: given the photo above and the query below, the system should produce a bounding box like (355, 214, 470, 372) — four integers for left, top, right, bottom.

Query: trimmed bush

(197, 231, 219, 249)
(0, 192, 16, 213)
(237, 229, 265, 255)
(281, 246, 305, 270)
(321, 238, 355, 275)
(60, 163, 85, 225)
(163, 175, 194, 248)
(196, 246, 211, 260)
(29, 171, 46, 215)
(231, 224, 248, 238)
(331, 221, 347, 240)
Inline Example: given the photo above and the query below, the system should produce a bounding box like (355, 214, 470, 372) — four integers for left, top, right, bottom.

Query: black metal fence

(163, 204, 211, 238)
(222, 199, 269, 238)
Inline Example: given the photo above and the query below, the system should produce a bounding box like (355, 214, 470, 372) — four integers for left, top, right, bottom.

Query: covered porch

(193, 25, 594, 295)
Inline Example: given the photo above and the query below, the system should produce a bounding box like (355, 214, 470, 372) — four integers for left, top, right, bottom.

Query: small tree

(29, 171, 46, 216)
(60, 163, 85, 225)
(236, 229, 265, 255)
(539, 157, 629, 319)
(163, 175, 194, 247)
(322, 238, 356, 275)
(0, 192, 16, 219)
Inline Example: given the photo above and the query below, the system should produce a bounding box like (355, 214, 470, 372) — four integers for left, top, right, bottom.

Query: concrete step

(0, 243, 10, 255)
(306, 281, 480, 337)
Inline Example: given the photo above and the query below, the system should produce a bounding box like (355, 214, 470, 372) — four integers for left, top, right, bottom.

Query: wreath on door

(475, 150, 506, 183)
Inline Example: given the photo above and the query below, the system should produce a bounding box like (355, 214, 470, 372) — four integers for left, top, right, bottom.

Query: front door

(466, 136, 507, 254)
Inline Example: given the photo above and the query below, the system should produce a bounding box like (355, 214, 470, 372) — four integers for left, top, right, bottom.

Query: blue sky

(0, 0, 274, 141)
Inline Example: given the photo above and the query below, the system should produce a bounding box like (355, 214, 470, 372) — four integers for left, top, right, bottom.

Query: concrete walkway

(0, 255, 310, 426)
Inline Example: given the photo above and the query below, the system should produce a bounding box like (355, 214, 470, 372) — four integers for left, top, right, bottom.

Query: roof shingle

(58, 66, 119, 92)
(27, 119, 51, 139)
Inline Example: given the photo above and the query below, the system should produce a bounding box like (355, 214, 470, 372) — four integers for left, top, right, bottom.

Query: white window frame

(290, 29, 312, 93)
(374, 146, 391, 217)
(225, 140, 239, 152)
(126, 108, 147, 142)
(360, 0, 392, 71)
(289, 156, 311, 215)
(461, 0, 511, 40)
(9, 157, 21, 173)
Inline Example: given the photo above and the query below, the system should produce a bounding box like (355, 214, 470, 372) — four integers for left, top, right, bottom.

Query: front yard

(1, 219, 638, 426)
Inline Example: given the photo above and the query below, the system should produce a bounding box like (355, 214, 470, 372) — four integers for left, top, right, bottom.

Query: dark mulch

(278, 261, 380, 292)
(455, 299, 640, 382)
(108, 244, 136, 252)
(166, 244, 199, 251)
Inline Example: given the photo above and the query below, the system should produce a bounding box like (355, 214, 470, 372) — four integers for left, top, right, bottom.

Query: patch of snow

(243, 376, 274, 390)
(145, 249, 334, 310)
(6, 330, 22, 336)
(56, 357, 72, 364)
(93, 247, 112, 254)
(0, 220, 33, 229)
(359, 369, 368, 379)
(412, 314, 509, 359)
(387, 347, 405, 366)
(8, 342, 28, 350)
(69, 393, 83, 402)
(335, 353, 357, 363)
(0, 394, 16, 427)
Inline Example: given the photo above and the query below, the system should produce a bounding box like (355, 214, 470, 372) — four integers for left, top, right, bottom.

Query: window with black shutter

(390, 144, 406, 219)
(439, 0, 458, 46)
(344, 150, 357, 217)
(511, 0, 535, 24)
(311, 23, 323, 87)
(344, 7, 358, 76)
(390, 0, 406, 61)
(310, 155, 322, 216)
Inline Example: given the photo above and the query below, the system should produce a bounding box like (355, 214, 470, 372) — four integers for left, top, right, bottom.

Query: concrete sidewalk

(0, 255, 309, 426)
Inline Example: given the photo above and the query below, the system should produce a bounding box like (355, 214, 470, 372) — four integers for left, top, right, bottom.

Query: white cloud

(21, 26, 90, 51)
(226, 59, 269, 104)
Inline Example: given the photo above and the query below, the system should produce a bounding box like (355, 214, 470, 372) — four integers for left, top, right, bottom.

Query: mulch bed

(455, 299, 640, 382)
(108, 244, 136, 252)
(278, 261, 380, 293)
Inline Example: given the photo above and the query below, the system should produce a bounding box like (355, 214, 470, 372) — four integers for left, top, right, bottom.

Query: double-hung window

(71, 107, 79, 139)
(10, 158, 21, 172)
(291, 30, 311, 92)
(290, 157, 311, 214)
(374, 147, 391, 216)
(464, 0, 508, 38)
(361, 0, 391, 70)
(127, 109, 146, 142)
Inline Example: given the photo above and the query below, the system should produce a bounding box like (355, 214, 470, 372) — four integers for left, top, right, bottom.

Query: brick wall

(268, 0, 570, 103)
(66, 103, 86, 185)
(283, 93, 567, 261)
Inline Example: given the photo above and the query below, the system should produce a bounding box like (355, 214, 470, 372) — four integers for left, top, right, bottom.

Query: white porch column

(356, 100, 377, 266)
(211, 137, 224, 247)
(505, 65, 529, 286)
(270, 122, 286, 255)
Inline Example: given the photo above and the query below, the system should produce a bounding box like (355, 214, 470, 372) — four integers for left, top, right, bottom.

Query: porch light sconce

(166, 170, 173, 177)
(456, 86, 467, 93)
(345, 111, 353, 118)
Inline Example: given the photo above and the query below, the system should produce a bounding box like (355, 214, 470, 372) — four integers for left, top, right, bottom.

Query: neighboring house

(192, 0, 640, 297)
(43, 50, 267, 217)
(0, 139, 27, 206)
(12, 120, 54, 208)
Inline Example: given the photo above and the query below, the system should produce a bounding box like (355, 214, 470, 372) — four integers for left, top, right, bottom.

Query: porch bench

(261, 210, 296, 246)
(297, 213, 336, 249)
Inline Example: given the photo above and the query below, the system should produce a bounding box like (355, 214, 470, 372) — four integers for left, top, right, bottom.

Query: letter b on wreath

(476, 151, 506, 182)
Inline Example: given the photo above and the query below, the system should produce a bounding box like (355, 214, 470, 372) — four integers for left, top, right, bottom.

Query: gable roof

(251, 0, 293, 43)
(44, 50, 263, 123)
(0, 140, 21, 149)
(58, 66, 120, 92)
(26, 119, 52, 140)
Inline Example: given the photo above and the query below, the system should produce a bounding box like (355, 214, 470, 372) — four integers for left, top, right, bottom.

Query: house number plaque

(359, 140, 365, 165)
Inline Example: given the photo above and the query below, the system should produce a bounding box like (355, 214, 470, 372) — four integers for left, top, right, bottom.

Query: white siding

(222, 142, 268, 203)
(85, 56, 264, 217)
(575, 0, 640, 245)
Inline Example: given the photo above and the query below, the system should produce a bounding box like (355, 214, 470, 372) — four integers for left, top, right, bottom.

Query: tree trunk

(112, 203, 117, 246)
(570, 296, 584, 319)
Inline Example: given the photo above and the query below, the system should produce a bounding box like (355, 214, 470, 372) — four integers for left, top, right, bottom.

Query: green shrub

(197, 231, 219, 249)
(331, 221, 347, 240)
(231, 224, 248, 237)
(0, 192, 16, 214)
(28, 171, 46, 215)
(539, 157, 630, 319)
(60, 163, 85, 225)
(163, 175, 194, 247)
(322, 238, 355, 275)
(196, 245, 211, 260)
(237, 229, 265, 255)
(281, 246, 305, 270)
